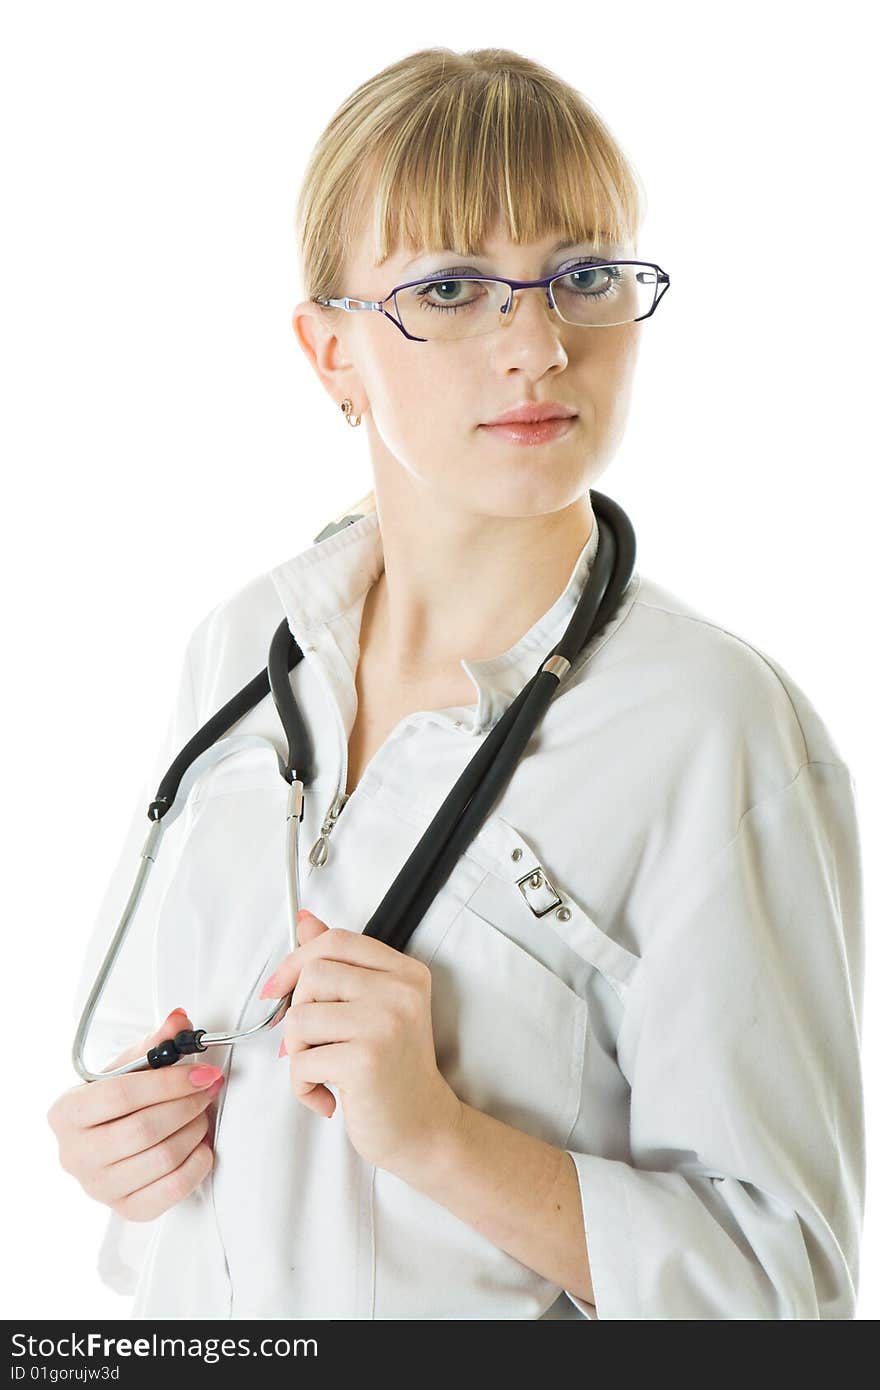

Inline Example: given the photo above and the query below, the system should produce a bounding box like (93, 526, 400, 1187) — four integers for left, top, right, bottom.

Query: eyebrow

(401, 239, 607, 272)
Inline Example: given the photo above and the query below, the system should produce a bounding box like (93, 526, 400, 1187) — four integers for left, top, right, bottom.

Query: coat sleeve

(563, 760, 865, 1320)
(69, 618, 207, 1296)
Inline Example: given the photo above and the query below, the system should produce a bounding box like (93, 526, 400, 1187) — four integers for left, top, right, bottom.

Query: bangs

(359, 69, 642, 267)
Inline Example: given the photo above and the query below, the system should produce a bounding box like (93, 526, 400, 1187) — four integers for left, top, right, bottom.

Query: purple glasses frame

(314, 260, 670, 343)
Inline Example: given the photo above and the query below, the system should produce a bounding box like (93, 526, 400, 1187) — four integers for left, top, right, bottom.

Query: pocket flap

(464, 814, 641, 999)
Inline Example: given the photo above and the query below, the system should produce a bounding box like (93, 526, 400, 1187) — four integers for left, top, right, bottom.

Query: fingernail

(205, 1077, 224, 1098)
(278, 1038, 287, 1058)
(259, 973, 279, 1000)
(169, 1007, 188, 1019)
(189, 1065, 224, 1088)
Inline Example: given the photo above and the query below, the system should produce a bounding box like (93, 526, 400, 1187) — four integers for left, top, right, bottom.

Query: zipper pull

(308, 793, 350, 867)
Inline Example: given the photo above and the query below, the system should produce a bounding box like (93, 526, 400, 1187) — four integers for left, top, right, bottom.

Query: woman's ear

(291, 299, 363, 409)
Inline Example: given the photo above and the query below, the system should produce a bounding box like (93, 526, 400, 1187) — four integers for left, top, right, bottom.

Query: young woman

(48, 47, 864, 1320)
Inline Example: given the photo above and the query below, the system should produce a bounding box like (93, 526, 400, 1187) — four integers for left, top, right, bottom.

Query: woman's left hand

(260, 909, 463, 1175)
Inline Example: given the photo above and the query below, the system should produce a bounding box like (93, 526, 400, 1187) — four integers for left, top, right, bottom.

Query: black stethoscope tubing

(74, 489, 634, 1079)
(149, 488, 635, 956)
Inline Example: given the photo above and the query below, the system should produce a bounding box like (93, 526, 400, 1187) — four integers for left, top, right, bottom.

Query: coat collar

(269, 506, 619, 736)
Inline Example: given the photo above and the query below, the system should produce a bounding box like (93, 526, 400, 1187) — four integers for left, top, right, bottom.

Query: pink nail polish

(189, 1065, 223, 1088)
(259, 973, 279, 1000)
(278, 1038, 287, 1058)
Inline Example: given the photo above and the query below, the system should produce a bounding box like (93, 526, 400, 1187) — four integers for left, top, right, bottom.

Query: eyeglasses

(314, 260, 670, 343)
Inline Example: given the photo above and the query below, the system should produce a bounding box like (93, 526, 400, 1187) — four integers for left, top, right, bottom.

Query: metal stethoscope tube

(71, 737, 305, 1080)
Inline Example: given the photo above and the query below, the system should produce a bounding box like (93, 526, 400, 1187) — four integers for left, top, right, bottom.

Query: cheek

(591, 328, 640, 423)
(590, 336, 640, 457)
(365, 344, 476, 454)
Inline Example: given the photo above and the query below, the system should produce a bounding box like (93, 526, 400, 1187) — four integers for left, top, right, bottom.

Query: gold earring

(340, 398, 362, 428)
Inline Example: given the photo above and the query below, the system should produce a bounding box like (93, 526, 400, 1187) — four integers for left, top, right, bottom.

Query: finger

(287, 1039, 353, 1095)
(283, 1003, 358, 1106)
(292, 1081, 336, 1118)
(285, 1000, 360, 1053)
(272, 957, 377, 1039)
(65, 1058, 226, 1129)
(280, 960, 389, 1090)
(112, 1139, 215, 1223)
(297, 957, 378, 1003)
(269, 956, 362, 1032)
(71, 1076, 224, 1175)
(105, 1008, 195, 1070)
(260, 928, 399, 1001)
(90, 1109, 213, 1205)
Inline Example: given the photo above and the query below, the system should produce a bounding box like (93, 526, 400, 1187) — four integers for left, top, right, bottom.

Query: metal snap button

(511, 848, 523, 862)
(556, 907, 571, 922)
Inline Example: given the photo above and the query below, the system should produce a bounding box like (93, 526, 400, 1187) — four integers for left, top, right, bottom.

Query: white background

(2, 0, 876, 1320)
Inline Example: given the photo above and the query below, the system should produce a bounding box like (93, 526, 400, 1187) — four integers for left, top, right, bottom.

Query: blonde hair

(295, 47, 646, 522)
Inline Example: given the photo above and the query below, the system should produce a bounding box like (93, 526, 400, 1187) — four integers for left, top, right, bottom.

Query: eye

(412, 276, 487, 314)
(555, 261, 622, 300)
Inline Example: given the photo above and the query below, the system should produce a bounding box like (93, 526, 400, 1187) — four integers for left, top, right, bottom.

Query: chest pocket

(425, 812, 640, 1151)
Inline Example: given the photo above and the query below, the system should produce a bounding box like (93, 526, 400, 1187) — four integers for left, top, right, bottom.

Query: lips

(482, 402, 577, 427)
(479, 415, 577, 445)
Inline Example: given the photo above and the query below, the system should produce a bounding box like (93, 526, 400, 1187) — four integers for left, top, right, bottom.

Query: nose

(491, 284, 569, 370)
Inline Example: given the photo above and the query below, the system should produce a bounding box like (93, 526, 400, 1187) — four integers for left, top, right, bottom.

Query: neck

(365, 477, 595, 682)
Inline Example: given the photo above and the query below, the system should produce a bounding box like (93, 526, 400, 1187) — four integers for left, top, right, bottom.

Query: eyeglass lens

(394, 264, 659, 340)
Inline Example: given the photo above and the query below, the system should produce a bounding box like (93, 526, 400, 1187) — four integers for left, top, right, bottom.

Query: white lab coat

(72, 506, 865, 1320)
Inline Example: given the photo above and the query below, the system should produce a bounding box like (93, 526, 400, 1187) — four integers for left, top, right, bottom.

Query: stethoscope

(72, 489, 636, 1083)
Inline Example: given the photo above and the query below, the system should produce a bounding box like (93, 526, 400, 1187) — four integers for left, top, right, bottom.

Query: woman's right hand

(46, 1009, 224, 1222)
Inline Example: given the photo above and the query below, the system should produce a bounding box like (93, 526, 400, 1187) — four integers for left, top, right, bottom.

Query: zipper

(302, 640, 351, 869)
(308, 790, 350, 867)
